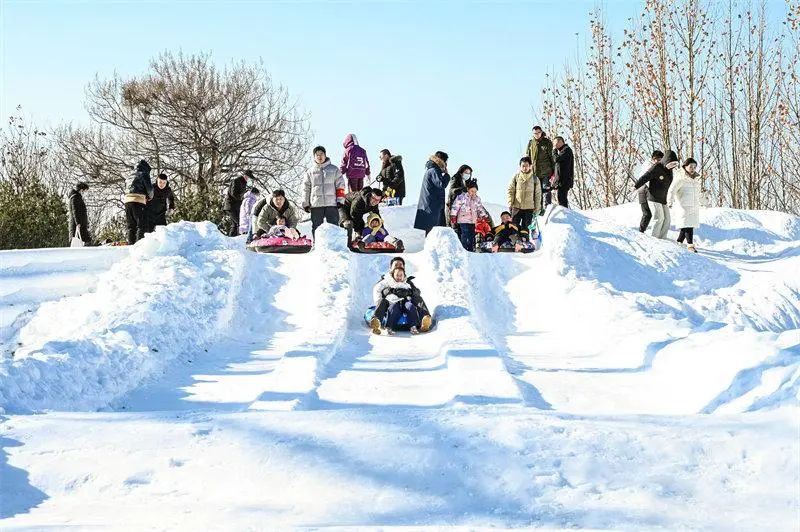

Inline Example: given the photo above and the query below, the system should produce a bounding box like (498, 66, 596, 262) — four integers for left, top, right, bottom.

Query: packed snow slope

(1, 202, 798, 529)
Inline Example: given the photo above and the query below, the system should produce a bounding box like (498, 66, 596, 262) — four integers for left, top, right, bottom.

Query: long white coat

(668, 168, 702, 229)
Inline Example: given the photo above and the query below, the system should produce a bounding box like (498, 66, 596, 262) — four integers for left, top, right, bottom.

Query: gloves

(539, 208, 545, 216)
(302, 203, 311, 213)
(450, 216, 457, 227)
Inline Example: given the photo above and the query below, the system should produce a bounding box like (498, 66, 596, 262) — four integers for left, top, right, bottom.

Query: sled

(475, 241, 536, 254)
(248, 235, 313, 254)
(363, 305, 435, 333)
(350, 240, 405, 254)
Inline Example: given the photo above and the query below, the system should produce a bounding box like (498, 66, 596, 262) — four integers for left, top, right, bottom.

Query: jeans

(650, 202, 670, 239)
(125, 202, 146, 244)
(458, 223, 476, 252)
(386, 300, 420, 331)
(639, 201, 652, 233)
(310, 206, 340, 235)
(677, 227, 694, 244)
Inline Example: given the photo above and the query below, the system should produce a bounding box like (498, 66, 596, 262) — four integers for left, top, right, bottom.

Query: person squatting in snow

(371, 257, 432, 335)
(450, 178, 490, 252)
(668, 157, 703, 252)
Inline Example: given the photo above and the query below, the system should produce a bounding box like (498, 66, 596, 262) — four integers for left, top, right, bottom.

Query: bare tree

(54, 51, 310, 224)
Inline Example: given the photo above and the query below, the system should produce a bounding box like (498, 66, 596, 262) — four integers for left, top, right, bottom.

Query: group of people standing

(68, 159, 176, 246)
(413, 125, 575, 252)
(634, 149, 703, 251)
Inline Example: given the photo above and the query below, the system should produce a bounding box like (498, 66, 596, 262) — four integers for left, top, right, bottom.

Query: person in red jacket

(340, 133, 370, 193)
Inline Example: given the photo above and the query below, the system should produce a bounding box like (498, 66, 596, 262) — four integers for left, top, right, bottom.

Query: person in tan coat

(506, 156, 543, 231)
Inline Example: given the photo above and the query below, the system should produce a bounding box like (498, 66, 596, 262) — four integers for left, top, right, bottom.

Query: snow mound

(0, 222, 243, 413)
(544, 207, 739, 298)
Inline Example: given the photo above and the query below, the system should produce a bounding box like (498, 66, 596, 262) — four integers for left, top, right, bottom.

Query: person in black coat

(376, 150, 406, 203)
(637, 150, 664, 233)
(124, 160, 154, 244)
(552, 137, 574, 209)
(634, 149, 679, 239)
(145, 173, 176, 233)
(414, 151, 450, 235)
(223, 170, 251, 236)
(339, 187, 383, 236)
(68, 182, 91, 245)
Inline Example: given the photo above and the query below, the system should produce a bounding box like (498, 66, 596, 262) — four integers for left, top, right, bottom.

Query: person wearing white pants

(650, 201, 671, 239)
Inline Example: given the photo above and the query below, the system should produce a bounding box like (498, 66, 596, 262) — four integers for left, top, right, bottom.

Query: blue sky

(1, 0, 646, 204)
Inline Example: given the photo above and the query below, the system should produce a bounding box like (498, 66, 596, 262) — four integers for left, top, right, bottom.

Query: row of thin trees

(539, 0, 800, 214)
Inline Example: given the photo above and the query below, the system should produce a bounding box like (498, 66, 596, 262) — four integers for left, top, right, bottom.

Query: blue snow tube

(363, 305, 411, 329)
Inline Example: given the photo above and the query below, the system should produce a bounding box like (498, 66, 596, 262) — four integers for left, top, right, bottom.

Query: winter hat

(465, 178, 478, 191)
(662, 150, 679, 166)
(682, 157, 698, 168)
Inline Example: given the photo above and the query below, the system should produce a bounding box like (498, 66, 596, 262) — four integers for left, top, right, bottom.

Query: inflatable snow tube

(350, 240, 405, 254)
(363, 305, 434, 331)
(248, 236, 313, 254)
(476, 240, 536, 254)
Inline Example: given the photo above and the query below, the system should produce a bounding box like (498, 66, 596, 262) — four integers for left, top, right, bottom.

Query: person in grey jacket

(302, 146, 346, 235)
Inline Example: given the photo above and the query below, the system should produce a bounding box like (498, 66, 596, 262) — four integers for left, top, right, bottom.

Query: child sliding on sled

(371, 265, 431, 335)
(361, 213, 389, 244)
(266, 216, 301, 240)
(491, 211, 528, 252)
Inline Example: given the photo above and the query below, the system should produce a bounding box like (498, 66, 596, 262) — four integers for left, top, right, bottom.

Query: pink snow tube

(249, 236, 313, 254)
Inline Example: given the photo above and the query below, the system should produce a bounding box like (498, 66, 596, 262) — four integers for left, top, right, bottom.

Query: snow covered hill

(1, 203, 798, 529)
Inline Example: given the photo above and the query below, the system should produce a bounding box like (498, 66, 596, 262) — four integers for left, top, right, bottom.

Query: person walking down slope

(68, 182, 92, 245)
(303, 146, 346, 235)
(526, 125, 555, 213)
(124, 160, 154, 245)
(636, 150, 664, 233)
(634, 150, 679, 240)
(376, 149, 405, 204)
(413, 151, 451, 236)
(145, 173, 176, 233)
(223, 170, 251, 237)
(552, 136, 574, 209)
(507, 156, 542, 232)
(668, 157, 703, 252)
(340, 134, 370, 193)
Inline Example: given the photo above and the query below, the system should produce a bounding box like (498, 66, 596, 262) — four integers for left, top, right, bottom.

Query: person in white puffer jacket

(302, 145, 346, 235)
(668, 157, 703, 252)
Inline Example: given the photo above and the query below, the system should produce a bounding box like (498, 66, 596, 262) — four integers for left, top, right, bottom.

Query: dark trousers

(639, 202, 652, 233)
(69, 221, 91, 244)
(386, 300, 420, 331)
(145, 212, 167, 234)
(348, 178, 364, 193)
(677, 227, 694, 244)
(310, 206, 340, 235)
(225, 209, 240, 236)
(540, 176, 552, 209)
(556, 187, 570, 209)
(511, 209, 534, 232)
(458, 223, 476, 252)
(125, 202, 146, 244)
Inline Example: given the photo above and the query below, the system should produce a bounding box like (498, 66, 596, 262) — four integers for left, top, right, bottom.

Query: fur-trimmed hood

(427, 154, 447, 173)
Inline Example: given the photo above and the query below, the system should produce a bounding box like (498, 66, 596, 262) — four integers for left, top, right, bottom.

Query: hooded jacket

(238, 190, 260, 234)
(634, 150, 678, 204)
(303, 157, 345, 208)
(378, 155, 405, 198)
(68, 189, 90, 242)
(340, 134, 370, 180)
(223, 174, 248, 212)
(361, 213, 388, 241)
(256, 198, 299, 233)
(668, 167, 702, 228)
(413, 155, 451, 233)
(507, 170, 543, 211)
(125, 160, 154, 204)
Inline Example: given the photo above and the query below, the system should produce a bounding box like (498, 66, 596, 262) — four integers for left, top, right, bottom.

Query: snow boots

(420, 315, 432, 333)
(370, 317, 382, 335)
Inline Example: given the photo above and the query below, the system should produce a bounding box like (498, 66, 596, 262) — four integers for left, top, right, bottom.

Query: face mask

(463, 173, 472, 179)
